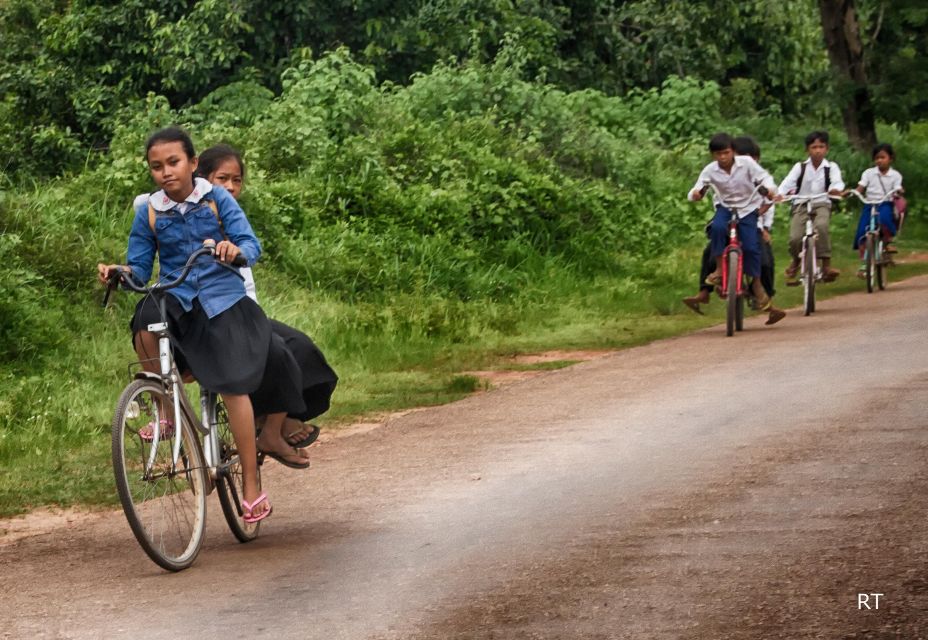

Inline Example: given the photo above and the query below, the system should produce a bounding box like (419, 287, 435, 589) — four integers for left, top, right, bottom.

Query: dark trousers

(709, 207, 761, 278)
(699, 237, 775, 297)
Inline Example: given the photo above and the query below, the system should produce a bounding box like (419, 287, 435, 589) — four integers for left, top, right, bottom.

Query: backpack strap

(796, 162, 832, 194)
(796, 161, 807, 192)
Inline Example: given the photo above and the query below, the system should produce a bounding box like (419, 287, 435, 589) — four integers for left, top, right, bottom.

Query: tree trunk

(818, 0, 877, 150)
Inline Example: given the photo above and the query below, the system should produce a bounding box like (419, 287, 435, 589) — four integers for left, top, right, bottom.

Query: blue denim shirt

(126, 183, 261, 319)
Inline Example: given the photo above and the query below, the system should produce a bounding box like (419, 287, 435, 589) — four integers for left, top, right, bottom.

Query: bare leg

(221, 394, 266, 514)
(133, 331, 159, 373)
(751, 277, 768, 305)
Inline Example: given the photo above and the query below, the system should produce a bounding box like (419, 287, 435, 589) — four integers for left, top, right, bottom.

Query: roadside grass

(2, 210, 927, 517)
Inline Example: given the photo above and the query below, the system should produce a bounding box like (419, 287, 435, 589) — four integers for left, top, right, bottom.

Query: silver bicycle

(781, 193, 840, 316)
(847, 189, 901, 293)
(103, 241, 260, 571)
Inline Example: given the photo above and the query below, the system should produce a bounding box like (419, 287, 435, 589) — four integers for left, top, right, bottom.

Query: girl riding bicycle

(852, 143, 905, 277)
(97, 127, 304, 523)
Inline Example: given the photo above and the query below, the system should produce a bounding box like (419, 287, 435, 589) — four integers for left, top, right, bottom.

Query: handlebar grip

(101, 270, 123, 307)
(102, 283, 115, 308)
(230, 255, 247, 267)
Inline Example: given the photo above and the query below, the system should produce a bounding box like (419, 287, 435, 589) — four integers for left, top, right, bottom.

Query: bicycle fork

(801, 218, 818, 281)
(143, 322, 185, 474)
(199, 389, 222, 478)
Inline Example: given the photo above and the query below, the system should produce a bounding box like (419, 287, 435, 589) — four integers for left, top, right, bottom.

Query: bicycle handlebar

(102, 240, 247, 307)
(778, 193, 842, 208)
(699, 182, 768, 212)
(845, 188, 901, 206)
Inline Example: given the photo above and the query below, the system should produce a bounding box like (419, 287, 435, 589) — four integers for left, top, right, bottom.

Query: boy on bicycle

(777, 130, 845, 285)
(682, 136, 785, 324)
(687, 133, 780, 313)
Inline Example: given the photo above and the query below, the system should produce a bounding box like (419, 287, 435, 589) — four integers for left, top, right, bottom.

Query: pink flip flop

(139, 419, 174, 442)
(242, 493, 273, 524)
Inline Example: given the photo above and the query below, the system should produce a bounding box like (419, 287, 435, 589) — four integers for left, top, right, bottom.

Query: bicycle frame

(720, 213, 743, 299)
(141, 313, 222, 481)
(106, 240, 245, 480)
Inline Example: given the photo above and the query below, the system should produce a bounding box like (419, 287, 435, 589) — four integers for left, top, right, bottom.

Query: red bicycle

(700, 184, 768, 336)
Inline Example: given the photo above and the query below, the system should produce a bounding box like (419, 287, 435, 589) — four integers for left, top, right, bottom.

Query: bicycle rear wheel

(212, 398, 261, 543)
(112, 379, 207, 572)
(865, 235, 876, 294)
(726, 250, 739, 337)
(803, 238, 816, 316)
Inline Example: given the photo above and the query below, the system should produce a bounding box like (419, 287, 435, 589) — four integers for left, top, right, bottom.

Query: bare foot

(256, 430, 311, 469)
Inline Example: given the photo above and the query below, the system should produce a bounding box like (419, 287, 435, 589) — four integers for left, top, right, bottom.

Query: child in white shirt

(852, 143, 904, 276)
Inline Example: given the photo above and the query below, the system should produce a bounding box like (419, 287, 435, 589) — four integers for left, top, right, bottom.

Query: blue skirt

(853, 202, 896, 249)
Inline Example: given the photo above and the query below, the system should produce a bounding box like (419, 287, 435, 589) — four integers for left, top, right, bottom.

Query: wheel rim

(114, 383, 206, 568)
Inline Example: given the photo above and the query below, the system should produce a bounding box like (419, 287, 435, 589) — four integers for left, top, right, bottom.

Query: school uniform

(689, 155, 777, 278)
(127, 179, 304, 417)
(853, 167, 903, 249)
(778, 158, 844, 260)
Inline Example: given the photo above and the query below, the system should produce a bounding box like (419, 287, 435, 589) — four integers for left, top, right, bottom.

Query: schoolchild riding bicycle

(778, 130, 845, 285)
(683, 135, 785, 325)
(97, 126, 306, 523)
(687, 133, 781, 314)
(851, 143, 905, 277)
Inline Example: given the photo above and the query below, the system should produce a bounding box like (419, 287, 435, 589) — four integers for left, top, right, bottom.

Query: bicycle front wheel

(876, 239, 886, 290)
(212, 398, 261, 543)
(726, 250, 739, 337)
(112, 379, 208, 572)
(803, 238, 816, 316)
(865, 234, 876, 294)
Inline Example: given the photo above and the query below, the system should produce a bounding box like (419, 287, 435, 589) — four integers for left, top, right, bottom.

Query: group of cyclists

(96, 124, 906, 526)
(683, 130, 905, 324)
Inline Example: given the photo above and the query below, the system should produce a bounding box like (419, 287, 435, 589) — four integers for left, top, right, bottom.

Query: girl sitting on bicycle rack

(852, 143, 905, 277)
(196, 144, 338, 460)
(687, 132, 780, 312)
(97, 126, 307, 523)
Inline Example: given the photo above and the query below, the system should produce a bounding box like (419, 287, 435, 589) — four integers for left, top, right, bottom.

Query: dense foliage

(4, 0, 912, 177)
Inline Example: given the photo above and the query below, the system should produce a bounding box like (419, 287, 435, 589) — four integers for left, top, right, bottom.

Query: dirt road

(4, 276, 928, 639)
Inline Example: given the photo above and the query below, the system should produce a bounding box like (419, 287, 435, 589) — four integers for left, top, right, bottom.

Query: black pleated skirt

(269, 319, 338, 421)
(130, 294, 305, 417)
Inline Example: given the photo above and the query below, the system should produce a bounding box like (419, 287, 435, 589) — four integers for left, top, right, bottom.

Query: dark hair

(196, 144, 245, 180)
(872, 142, 895, 159)
(804, 130, 829, 147)
(708, 132, 734, 153)
(732, 135, 761, 160)
(145, 126, 196, 160)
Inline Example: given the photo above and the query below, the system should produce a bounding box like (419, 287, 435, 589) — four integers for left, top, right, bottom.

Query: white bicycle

(103, 241, 260, 571)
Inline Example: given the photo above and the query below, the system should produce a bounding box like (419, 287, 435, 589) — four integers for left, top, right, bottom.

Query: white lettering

(858, 593, 884, 610)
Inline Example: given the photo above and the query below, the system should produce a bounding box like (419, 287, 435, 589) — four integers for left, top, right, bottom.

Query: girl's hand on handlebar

(97, 263, 127, 286)
(690, 189, 704, 202)
(215, 240, 242, 265)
